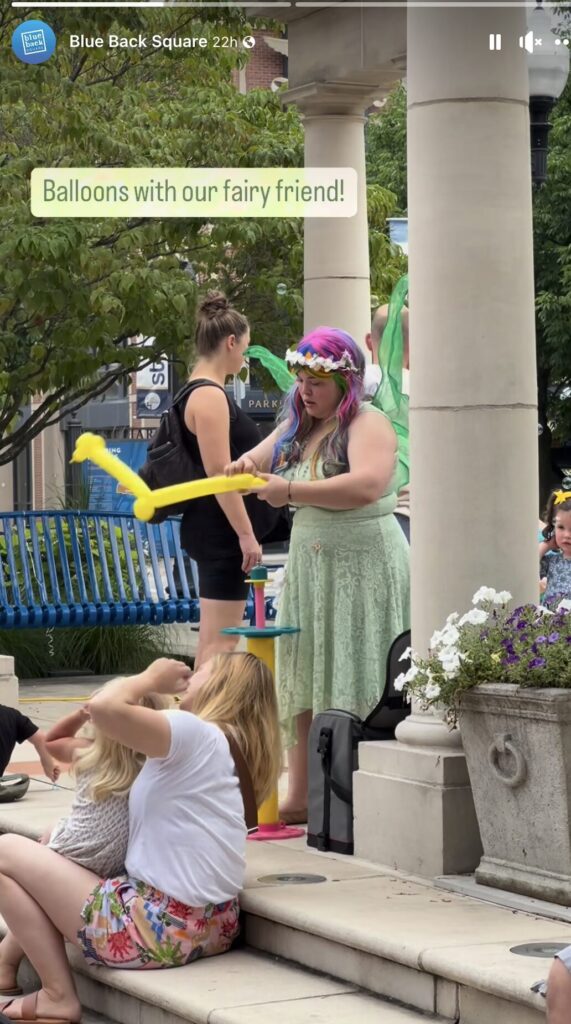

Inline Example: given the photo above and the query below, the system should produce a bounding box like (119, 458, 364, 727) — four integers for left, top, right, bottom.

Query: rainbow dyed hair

(271, 327, 365, 477)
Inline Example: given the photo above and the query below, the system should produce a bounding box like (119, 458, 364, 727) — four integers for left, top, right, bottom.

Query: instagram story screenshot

(2, 4, 571, 1021)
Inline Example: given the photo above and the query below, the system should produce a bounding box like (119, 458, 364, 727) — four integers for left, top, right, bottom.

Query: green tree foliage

(534, 75, 571, 501)
(1, 3, 407, 458)
(0, 6, 299, 462)
(366, 85, 408, 214)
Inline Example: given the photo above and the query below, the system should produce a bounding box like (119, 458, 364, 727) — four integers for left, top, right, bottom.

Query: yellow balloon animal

(71, 433, 266, 522)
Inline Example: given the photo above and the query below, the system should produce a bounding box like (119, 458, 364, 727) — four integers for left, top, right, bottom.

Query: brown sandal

(0, 992, 80, 1024)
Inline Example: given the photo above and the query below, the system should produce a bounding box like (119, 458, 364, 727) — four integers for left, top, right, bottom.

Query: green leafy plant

(0, 622, 174, 679)
(399, 587, 571, 726)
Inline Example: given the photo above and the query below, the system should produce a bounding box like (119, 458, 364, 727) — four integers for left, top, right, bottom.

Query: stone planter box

(459, 684, 571, 905)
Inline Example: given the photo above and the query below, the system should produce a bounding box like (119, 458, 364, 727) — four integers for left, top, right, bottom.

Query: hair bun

(198, 290, 230, 320)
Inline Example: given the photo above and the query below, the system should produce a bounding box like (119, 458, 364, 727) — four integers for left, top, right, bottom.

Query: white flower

(472, 586, 497, 605)
(458, 608, 488, 627)
(399, 646, 412, 662)
(394, 672, 408, 692)
(493, 590, 512, 605)
(424, 682, 442, 700)
(536, 604, 554, 617)
(439, 648, 460, 667)
(439, 648, 464, 676)
(430, 624, 460, 650)
(557, 599, 571, 612)
(394, 664, 419, 691)
(446, 612, 460, 625)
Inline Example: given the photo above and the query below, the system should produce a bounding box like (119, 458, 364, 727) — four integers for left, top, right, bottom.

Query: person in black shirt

(0, 706, 59, 781)
(181, 292, 277, 668)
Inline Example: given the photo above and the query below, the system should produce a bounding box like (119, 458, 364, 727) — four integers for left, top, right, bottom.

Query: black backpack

(307, 630, 411, 855)
(139, 379, 293, 540)
(138, 380, 206, 524)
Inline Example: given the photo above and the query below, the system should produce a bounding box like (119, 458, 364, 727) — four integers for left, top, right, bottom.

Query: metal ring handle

(488, 732, 527, 789)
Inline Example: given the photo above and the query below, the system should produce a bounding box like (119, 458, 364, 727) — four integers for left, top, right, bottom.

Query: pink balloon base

(248, 823, 305, 841)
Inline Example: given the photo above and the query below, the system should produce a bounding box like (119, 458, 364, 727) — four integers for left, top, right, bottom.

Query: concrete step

(20, 946, 449, 1024)
(0, 786, 562, 1023)
(240, 839, 563, 1024)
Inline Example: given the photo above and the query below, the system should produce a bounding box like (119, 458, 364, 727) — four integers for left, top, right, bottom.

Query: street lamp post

(526, 5, 570, 186)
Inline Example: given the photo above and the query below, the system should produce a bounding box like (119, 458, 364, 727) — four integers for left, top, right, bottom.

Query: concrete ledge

(0, 779, 75, 839)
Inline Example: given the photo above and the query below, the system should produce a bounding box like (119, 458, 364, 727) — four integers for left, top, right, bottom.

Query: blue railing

(0, 511, 277, 630)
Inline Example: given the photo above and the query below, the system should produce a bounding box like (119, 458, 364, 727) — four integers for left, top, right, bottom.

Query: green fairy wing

(371, 274, 410, 493)
(245, 346, 295, 393)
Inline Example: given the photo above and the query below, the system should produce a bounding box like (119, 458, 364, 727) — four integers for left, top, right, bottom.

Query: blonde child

(0, 688, 170, 998)
(539, 490, 571, 605)
(0, 655, 280, 1024)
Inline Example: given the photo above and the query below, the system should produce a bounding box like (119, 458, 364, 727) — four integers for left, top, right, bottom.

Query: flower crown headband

(285, 348, 358, 374)
(554, 490, 571, 506)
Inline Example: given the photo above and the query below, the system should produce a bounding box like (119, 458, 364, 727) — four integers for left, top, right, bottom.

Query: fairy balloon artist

(226, 327, 410, 824)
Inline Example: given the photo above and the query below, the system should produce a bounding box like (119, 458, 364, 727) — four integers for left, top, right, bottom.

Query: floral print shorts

(78, 875, 240, 969)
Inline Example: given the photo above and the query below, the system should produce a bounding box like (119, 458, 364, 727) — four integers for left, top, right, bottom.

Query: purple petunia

(536, 636, 547, 644)
(548, 633, 560, 644)
(504, 654, 521, 665)
(528, 657, 547, 669)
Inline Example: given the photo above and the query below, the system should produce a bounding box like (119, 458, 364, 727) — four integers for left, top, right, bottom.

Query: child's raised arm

(45, 707, 91, 763)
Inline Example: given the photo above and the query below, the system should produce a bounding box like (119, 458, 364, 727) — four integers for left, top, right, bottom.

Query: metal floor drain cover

(257, 873, 327, 885)
(510, 942, 570, 958)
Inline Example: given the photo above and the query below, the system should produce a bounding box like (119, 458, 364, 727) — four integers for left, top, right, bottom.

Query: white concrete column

(42, 424, 66, 508)
(0, 656, 19, 710)
(354, 3, 537, 876)
(283, 83, 375, 349)
(0, 465, 13, 513)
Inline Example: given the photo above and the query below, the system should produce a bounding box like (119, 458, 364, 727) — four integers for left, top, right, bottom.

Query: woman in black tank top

(181, 292, 269, 668)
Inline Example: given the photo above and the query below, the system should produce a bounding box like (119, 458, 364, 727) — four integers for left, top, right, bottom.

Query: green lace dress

(275, 439, 411, 748)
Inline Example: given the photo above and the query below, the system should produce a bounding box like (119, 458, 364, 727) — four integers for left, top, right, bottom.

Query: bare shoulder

(186, 383, 229, 410)
(184, 383, 229, 431)
(349, 405, 396, 444)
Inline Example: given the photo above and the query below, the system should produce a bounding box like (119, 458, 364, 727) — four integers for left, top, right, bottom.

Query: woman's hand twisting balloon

(143, 658, 193, 695)
(249, 472, 289, 508)
(225, 455, 259, 477)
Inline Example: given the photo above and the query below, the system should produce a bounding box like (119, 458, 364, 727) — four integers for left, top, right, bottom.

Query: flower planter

(459, 683, 571, 905)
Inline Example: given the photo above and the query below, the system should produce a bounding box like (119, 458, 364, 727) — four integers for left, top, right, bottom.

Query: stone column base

(353, 740, 482, 877)
(0, 656, 19, 710)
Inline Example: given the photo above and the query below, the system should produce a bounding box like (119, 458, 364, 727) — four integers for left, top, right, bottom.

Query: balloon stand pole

(223, 567, 304, 841)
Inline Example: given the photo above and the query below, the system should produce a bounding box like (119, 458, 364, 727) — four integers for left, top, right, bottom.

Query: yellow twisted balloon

(554, 491, 571, 506)
(71, 433, 265, 522)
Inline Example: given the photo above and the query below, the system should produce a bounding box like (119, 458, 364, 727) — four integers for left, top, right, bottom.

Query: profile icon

(12, 20, 56, 64)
